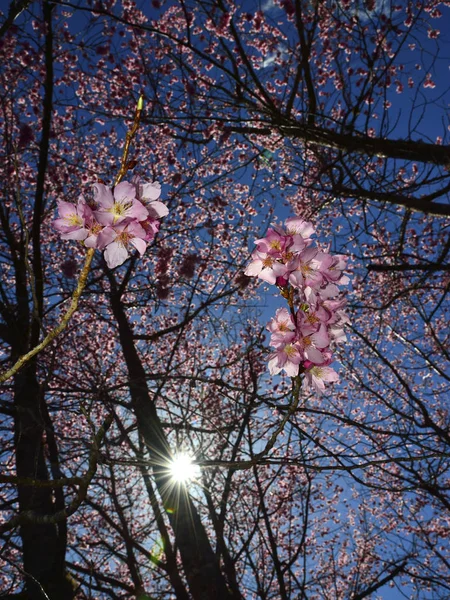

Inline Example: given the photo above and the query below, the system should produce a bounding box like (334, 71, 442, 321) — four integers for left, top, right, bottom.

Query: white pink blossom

(245, 250, 288, 284)
(53, 196, 90, 241)
(94, 181, 148, 226)
(303, 366, 340, 393)
(102, 220, 148, 269)
(53, 179, 168, 269)
(245, 216, 350, 391)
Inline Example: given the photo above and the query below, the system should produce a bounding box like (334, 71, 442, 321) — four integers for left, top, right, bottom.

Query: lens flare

(169, 453, 200, 484)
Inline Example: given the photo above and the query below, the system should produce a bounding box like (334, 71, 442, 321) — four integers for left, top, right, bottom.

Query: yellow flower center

(282, 251, 294, 262)
(67, 213, 83, 226)
(306, 313, 319, 325)
(111, 201, 133, 223)
(284, 344, 296, 357)
(90, 223, 102, 235)
(117, 230, 133, 246)
(270, 239, 281, 250)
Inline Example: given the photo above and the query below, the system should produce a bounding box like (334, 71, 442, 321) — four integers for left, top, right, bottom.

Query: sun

(168, 453, 200, 484)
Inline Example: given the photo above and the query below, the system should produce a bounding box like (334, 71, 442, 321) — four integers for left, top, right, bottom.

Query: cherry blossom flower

(318, 252, 350, 286)
(288, 247, 325, 289)
(53, 196, 90, 241)
(94, 181, 148, 226)
(267, 307, 296, 344)
(245, 250, 288, 284)
(303, 365, 339, 393)
(284, 217, 315, 242)
(296, 324, 330, 364)
(268, 342, 302, 377)
(53, 179, 168, 268)
(134, 178, 169, 220)
(84, 218, 114, 249)
(244, 215, 350, 391)
(296, 288, 332, 336)
(255, 229, 289, 257)
(140, 216, 161, 242)
(101, 220, 148, 269)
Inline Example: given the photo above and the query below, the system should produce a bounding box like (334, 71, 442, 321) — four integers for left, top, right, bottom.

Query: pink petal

(114, 181, 136, 203)
(84, 234, 98, 248)
(104, 242, 129, 268)
(94, 210, 114, 226)
(60, 228, 89, 241)
(284, 361, 300, 377)
(141, 182, 161, 200)
(312, 325, 330, 348)
(128, 200, 148, 221)
(97, 227, 117, 249)
(245, 260, 263, 277)
(268, 356, 281, 375)
(57, 200, 77, 218)
(300, 246, 318, 262)
(285, 217, 315, 239)
(126, 220, 146, 238)
(53, 218, 73, 233)
(321, 367, 340, 383)
(304, 346, 324, 364)
(147, 200, 169, 218)
(320, 284, 339, 299)
(93, 183, 114, 208)
(270, 331, 296, 346)
(130, 237, 147, 255)
(259, 269, 278, 285)
(311, 374, 326, 392)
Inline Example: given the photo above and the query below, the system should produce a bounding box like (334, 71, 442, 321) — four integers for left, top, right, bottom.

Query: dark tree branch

(368, 263, 450, 272)
(0, 415, 113, 534)
(0, 0, 34, 39)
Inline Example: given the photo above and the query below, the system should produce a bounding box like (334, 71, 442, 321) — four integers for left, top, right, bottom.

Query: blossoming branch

(53, 177, 168, 269)
(245, 217, 350, 392)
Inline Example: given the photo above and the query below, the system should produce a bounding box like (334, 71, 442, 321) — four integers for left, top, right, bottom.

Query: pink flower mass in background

(245, 217, 349, 391)
(53, 178, 168, 268)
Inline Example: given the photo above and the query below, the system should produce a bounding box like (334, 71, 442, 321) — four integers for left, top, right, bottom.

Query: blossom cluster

(245, 217, 349, 393)
(53, 178, 168, 268)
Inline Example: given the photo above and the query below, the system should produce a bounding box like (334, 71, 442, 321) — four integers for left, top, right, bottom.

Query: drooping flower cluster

(53, 178, 168, 268)
(245, 217, 350, 393)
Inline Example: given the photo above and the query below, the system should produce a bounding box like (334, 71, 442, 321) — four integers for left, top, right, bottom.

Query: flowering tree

(0, 1, 449, 599)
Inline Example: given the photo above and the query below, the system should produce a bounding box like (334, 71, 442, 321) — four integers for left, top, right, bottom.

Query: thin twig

(0, 96, 145, 383)
(0, 248, 95, 383)
(0, 414, 113, 533)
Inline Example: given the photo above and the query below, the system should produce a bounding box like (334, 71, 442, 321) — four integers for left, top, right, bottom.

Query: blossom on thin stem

(303, 365, 340, 393)
(53, 179, 168, 269)
(245, 216, 350, 392)
(267, 307, 296, 344)
(268, 342, 303, 377)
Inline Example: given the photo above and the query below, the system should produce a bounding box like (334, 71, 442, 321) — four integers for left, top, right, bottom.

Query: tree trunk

(110, 290, 235, 600)
(13, 362, 75, 600)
